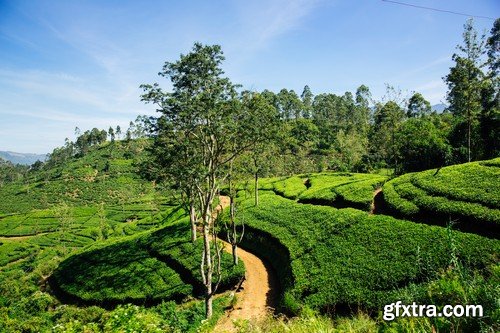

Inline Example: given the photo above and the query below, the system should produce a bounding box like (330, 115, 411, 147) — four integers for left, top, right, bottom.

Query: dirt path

(0, 232, 51, 241)
(214, 196, 277, 332)
(370, 188, 383, 214)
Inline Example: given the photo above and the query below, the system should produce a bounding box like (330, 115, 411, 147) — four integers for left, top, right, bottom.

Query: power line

(381, 0, 496, 21)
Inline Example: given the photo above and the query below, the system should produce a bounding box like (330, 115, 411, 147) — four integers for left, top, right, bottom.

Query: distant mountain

(432, 103, 447, 113)
(0, 151, 47, 165)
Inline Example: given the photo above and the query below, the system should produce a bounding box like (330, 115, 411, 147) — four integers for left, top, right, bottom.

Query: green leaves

(383, 158, 500, 231)
(229, 191, 499, 313)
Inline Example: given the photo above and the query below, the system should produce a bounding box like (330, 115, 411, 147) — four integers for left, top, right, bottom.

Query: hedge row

(297, 173, 386, 211)
(51, 219, 244, 305)
(229, 192, 499, 313)
(382, 159, 500, 236)
(410, 161, 500, 208)
(0, 240, 39, 267)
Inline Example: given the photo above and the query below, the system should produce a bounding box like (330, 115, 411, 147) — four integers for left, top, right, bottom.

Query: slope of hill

(381, 158, 500, 238)
(0, 151, 47, 165)
(233, 172, 386, 211)
(1, 141, 499, 332)
(431, 103, 447, 113)
(0, 140, 237, 332)
(221, 191, 499, 314)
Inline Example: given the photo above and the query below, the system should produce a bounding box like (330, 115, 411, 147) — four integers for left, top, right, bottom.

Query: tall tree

(354, 84, 372, 135)
(140, 43, 268, 318)
(445, 19, 486, 162)
(487, 18, 500, 77)
(277, 89, 302, 119)
(301, 85, 313, 118)
(371, 100, 405, 172)
(108, 126, 115, 142)
(481, 18, 500, 158)
(115, 125, 122, 140)
(407, 92, 432, 118)
(395, 118, 451, 173)
(239, 92, 279, 206)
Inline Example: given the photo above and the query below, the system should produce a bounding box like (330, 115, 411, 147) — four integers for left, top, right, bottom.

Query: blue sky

(0, 0, 498, 154)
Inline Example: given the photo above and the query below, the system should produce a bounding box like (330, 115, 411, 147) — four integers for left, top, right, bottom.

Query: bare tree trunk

(232, 243, 238, 265)
(230, 196, 238, 265)
(190, 201, 197, 243)
(468, 116, 471, 162)
(254, 172, 259, 206)
(202, 216, 213, 318)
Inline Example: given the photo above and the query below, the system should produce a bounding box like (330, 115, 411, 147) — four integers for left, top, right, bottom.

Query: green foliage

(52, 235, 193, 304)
(230, 191, 499, 314)
(0, 240, 39, 266)
(273, 175, 308, 199)
(382, 158, 500, 231)
(395, 118, 451, 173)
(252, 172, 387, 211)
(0, 140, 158, 215)
(52, 219, 244, 304)
(234, 311, 377, 333)
(380, 264, 500, 333)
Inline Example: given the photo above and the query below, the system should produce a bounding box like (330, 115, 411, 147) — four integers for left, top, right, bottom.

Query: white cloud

(232, 0, 323, 51)
(0, 68, 154, 116)
(414, 79, 448, 104)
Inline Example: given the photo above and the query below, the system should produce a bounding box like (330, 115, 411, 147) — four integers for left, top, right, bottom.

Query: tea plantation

(1, 141, 499, 332)
(236, 172, 387, 211)
(0, 141, 236, 332)
(51, 218, 244, 305)
(382, 158, 500, 237)
(223, 191, 499, 314)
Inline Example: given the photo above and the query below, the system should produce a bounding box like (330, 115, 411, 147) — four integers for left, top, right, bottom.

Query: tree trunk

(230, 196, 238, 265)
(254, 172, 259, 206)
(202, 220, 213, 318)
(232, 243, 238, 265)
(468, 117, 471, 162)
(190, 202, 197, 243)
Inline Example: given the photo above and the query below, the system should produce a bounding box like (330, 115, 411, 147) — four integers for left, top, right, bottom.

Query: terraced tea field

(1, 146, 498, 332)
(382, 158, 500, 237)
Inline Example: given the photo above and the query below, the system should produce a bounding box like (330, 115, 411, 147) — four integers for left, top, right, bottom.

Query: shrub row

(51, 219, 244, 305)
(230, 192, 500, 313)
(410, 161, 499, 208)
(382, 159, 500, 236)
(297, 173, 386, 211)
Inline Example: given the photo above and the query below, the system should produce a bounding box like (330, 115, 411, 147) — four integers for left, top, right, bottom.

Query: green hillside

(51, 218, 244, 306)
(381, 158, 500, 238)
(223, 191, 499, 314)
(0, 141, 237, 332)
(235, 172, 386, 211)
(1, 141, 499, 332)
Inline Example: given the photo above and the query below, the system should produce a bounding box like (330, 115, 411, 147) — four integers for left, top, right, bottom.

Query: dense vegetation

(51, 218, 244, 305)
(382, 158, 500, 237)
(1, 141, 499, 332)
(0, 142, 235, 332)
(224, 191, 499, 314)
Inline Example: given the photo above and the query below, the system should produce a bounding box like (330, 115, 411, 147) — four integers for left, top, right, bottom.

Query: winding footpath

(214, 196, 277, 332)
